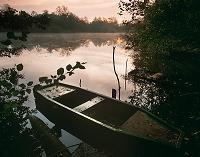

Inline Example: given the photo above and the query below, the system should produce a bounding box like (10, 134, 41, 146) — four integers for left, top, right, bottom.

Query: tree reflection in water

(17, 33, 123, 56)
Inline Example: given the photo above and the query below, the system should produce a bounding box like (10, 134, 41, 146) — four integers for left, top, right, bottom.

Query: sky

(0, 0, 130, 22)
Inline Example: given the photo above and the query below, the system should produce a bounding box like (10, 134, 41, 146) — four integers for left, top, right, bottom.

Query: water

(0, 33, 135, 105)
(0, 33, 135, 153)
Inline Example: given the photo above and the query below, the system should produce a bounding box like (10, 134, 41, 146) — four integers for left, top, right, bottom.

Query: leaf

(34, 84, 42, 90)
(79, 65, 85, 69)
(58, 75, 66, 81)
(19, 83, 26, 89)
(57, 68, 64, 75)
(10, 70, 17, 76)
(66, 64, 72, 71)
(13, 90, 19, 96)
(68, 71, 74, 76)
(72, 62, 80, 69)
(7, 32, 15, 39)
(26, 88, 32, 94)
(45, 79, 52, 84)
(5, 103, 19, 110)
(1, 80, 8, 86)
(73, 62, 85, 69)
(39, 77, 48, 83)
(47, 79, 52, 84)
(5, 82, 12, 90)
(27, 81, 33, 86)
(19, 90, 26, 95)
(51, 75, 57, 79)
(7, 93, 12, 98)
(1, 39, 12, 46)
(16, 63, 23, 71)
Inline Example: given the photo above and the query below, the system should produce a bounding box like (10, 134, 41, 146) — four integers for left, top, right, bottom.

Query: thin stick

(125, 59, 128, 90)
(79, 79, 81, 87)
(112, 46, 121, 100)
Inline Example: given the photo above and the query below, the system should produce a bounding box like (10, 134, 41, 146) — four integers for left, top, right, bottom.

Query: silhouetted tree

(0, 4, 50, 57)
(120, 1, 200, 156)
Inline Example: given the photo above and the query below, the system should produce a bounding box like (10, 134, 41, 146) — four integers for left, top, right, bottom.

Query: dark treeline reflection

(2, 33, 123, 56)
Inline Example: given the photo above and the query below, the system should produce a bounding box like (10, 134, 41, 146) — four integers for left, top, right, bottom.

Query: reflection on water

(11, 33, 124, 56)
(0, 33, 134, 105)
(0, 33, 135, 153)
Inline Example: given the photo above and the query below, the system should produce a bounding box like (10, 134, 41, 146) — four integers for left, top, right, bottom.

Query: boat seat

(53, 89, 97, 108)
(73, 96, 104, 112)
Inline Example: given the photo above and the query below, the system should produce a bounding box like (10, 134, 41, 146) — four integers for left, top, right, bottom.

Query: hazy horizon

(0, 0, 131, 22)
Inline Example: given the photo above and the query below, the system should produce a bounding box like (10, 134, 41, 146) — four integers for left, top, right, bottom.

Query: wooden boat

(33, 83, 184, 157)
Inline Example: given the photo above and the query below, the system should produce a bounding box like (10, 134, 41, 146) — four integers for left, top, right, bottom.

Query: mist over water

(0, 33, 135, 106)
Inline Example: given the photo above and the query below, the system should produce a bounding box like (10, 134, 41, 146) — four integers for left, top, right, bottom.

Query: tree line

(39, 6, 124, 33)
(41, 14, 124, 33)
(0, 5, 124, 33)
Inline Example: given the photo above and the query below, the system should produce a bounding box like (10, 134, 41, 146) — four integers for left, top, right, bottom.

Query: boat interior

(52, 87, 138, 128)
(38, 84, 181, 146)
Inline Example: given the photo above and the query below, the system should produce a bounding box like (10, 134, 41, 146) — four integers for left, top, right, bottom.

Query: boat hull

(33, 83, 184, 157)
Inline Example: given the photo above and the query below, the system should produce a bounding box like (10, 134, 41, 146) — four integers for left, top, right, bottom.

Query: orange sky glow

(1, 0, 130, 22)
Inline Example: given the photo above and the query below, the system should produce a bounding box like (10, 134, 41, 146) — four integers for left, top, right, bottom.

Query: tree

(119, 0, 200, 80)
(55, 5, 69, 16)
(90, 17, 122, 33)
(80, 16, 89, 24)
(119, 0, 200, 53)
(120, 1, 200, 156)
(0, 4, 50, 57)
(119, 0, 153, 21)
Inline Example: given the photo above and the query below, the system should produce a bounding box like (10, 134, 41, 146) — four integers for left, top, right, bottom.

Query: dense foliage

(120, 0, 200, 156)
(0, 5, 50, 156)
(0, 5, 123, 33)
(0, 65, 43, 157)
(32, 6, 123, 33)
(0, 4, 50, 57)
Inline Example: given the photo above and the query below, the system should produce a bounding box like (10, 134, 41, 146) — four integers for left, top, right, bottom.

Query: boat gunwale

(33, 82, 184, 148)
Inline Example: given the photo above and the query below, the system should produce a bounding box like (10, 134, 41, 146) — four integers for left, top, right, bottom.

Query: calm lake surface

(0, 33, 135, 153)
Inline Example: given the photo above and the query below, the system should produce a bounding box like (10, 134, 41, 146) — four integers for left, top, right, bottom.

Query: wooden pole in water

(112, 89, 117, 99)
(112, 46, 121, 100)
(79, 79, 82, 87)
(125, 59, 128, 90)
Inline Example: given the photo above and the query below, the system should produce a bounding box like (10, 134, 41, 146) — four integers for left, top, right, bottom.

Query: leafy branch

(0, 64, 34, 114)
(36, 61, 86, 88)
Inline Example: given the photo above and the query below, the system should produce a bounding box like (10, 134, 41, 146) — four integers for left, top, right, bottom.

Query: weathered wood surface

(72, 143, 113, 157)
(29, 115, 72, 157)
